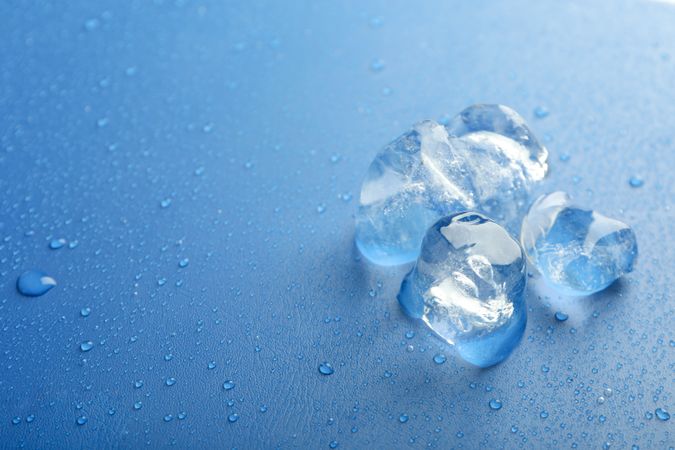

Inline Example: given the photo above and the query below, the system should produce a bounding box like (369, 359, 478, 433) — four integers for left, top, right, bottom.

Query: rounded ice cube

(397, 212, 527, 367)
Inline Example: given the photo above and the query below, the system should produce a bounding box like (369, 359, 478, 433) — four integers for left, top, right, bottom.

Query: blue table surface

(1, 1, 673, 448)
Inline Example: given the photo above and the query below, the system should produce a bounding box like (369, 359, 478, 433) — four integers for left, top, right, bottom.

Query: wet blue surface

(0, 1, 673, 448)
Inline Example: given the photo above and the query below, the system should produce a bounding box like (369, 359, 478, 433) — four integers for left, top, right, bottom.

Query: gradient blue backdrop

(0, 1, 673, 448)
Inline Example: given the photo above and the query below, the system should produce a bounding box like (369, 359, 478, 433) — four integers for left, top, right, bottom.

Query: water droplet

(165, 377, 176, 386)
(76, 416, 88, 426)
(223, 380, 235, 390)
(134, 401, 143, 410)
(163, 414, 173, 422)
(604, 388, 613, 397)
(164, 353, 173, 361)
(80, 307, 91, 317)
(26, 414, 34, 423)
(369, 16, 383, 28)
(540, 410, 549, 419)
(370, 59, 385, 72)
(533, 106, 549, 118)
(554, 311, 569, 322)
(134, 380, 144, 389)
(405, 330, 415, 339)
(655, 408, 670, 421)
(12, 416, 21, 425)
(160, 198, 172, 208)
(178, 412, 187, 420)
(456, 431, 464, 438)
(318, 362, 334, 375)
(259, 405, 268, 413)
(16, 270, 57, 297)
(178, 258, 189, 268)
(329, 441, 339, 449)
(399, 414, 409, 423)
(49, 238, 66, 249)
(559, 153, 570, 162)
(80, 341, 94, 352)
(489, 399, 503, 410)
(84, 18, 100, 31)
(433, 353, 447, 365)
(628, 177, 644, 188)
(597, 396, 605, 404)
(316, 204, 326, 214)
(228, 413, 239, 423)
(207, 361, 216, 370)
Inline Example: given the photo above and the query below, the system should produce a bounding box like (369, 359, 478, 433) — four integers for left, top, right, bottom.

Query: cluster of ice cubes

(355, 104, 638, 367)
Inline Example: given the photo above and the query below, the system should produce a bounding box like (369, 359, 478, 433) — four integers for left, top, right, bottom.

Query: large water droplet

(16, 270, 57, 297)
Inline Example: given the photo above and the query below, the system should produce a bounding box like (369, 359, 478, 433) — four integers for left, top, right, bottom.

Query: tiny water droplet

(554, 311, 569, 322)
(134, 380, 144, 389)
(489, 399, 503, 410)
(207, 361, 216, 370)
(178, 258, 189, 268)
(533, 106, 549, 119)
(76, 416, 88, 426)
(370, 59, 385, 72)
(329, 441, 339, 449)
(49, 238, 66, 249)
(163, 414, 173, 422)
(433, 353, 447, 365)
(80, 341, 94, 352)
(223, 380, 235, 390)
(399, 413, 409, 423)
(178, 412, 187, 420)
(655, 408, 670, 421)
(134, 401, 143, 410)
(160, 198, 172, 208)
(628, 176, 644, 188)
(12, 416, 21, 425)
(540, 410, 549, 419)
(26, 414, 34, 423)
(80, 307, 91, 317)
(165, 377, 176, 386)
(318, 362, 334, 375)
(16, 270, 57, 297)
(228, 413, 239, 423)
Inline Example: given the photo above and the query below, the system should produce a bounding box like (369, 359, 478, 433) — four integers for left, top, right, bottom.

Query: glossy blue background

(0, 1, 673, 448)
